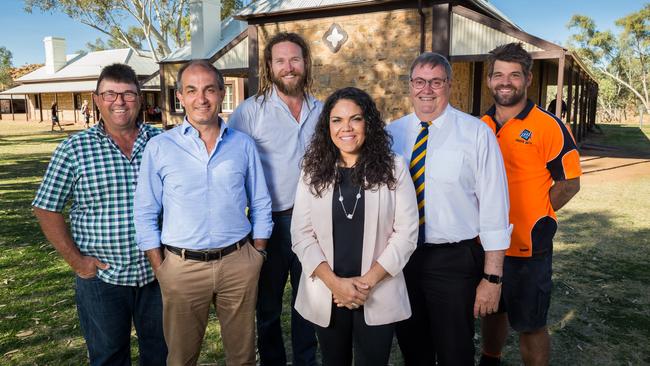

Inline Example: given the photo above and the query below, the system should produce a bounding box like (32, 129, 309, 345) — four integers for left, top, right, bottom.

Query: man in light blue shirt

(228, 32, 322, 366)
(134, 60, 273, 365)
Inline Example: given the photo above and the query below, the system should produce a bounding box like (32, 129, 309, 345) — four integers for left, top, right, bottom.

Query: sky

(1, 0, 647, 66)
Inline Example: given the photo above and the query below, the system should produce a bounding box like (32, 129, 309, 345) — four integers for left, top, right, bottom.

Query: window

(222, 84, 234, 112)
(34, 94, 40, 109)
(74, 93, 82, 109)
(146, 93, 155, 107)
(169, 88, 184, 114)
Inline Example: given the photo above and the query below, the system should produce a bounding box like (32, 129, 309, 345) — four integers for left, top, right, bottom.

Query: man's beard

(272, 71, 306, 97)
(491, 85, 526, 107)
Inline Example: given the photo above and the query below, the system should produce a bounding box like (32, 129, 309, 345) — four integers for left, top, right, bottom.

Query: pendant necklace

(338, 184, 362, 220)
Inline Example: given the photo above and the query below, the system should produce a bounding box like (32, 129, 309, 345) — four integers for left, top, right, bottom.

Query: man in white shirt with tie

(387, 52, 512, 366)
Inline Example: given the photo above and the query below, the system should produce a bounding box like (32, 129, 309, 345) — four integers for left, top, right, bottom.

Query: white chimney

(43, 36, 67, 74)
(189, 0, 221, 59)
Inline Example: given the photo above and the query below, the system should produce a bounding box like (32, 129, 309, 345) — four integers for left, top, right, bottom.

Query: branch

(174, 0, 187, 47)
(598, 66, 650, 112)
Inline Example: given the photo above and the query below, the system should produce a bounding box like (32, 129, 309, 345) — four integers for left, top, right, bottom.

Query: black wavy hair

(302, 87, 396, 197)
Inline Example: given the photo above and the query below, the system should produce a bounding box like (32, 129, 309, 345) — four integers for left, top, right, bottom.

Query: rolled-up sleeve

(476, 127, 512, 251)
(245, 141, 273, 239)
(134, 141, 164, 251)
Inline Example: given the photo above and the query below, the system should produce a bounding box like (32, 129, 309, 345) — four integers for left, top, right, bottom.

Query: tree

(567, 4, 650, 117)
(86, 27, 146, 52)
(0, 46, 13, 91)
(24, 0, 243, 62)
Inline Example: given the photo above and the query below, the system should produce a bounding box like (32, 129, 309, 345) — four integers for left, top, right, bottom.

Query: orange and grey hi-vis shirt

(481, 100, 582, 257)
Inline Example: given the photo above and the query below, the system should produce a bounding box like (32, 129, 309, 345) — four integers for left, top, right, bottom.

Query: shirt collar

(92, 120, 146, 139)
(181, 116, 228, 139)
(485, 99, 535, 122)
(414, 104, 451, 130)
(269, 85, 317, 112)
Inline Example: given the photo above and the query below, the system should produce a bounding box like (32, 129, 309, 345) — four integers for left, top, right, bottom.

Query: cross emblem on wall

(323, 23, 348, 53)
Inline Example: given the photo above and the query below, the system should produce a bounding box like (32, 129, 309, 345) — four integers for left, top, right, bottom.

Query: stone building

(1, 37, 159, 125)
(235, 0, 597, 141)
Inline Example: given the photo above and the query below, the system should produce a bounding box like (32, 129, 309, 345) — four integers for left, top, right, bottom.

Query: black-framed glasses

(410, 77, 448, 90)
(96, 91, 139, 102)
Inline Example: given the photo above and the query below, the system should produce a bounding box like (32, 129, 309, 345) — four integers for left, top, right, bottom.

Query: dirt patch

(580, 155, 650, 184)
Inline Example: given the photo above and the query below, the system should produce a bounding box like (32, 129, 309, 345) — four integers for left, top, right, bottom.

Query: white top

(387, 105, 512, 251)
(228, 87, 323, 211)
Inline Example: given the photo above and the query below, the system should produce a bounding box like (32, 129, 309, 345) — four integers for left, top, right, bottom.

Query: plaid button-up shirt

(33, 122, 162, 286)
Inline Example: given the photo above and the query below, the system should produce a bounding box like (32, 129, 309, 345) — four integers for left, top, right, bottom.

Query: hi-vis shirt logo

(520, 129, 532, 141)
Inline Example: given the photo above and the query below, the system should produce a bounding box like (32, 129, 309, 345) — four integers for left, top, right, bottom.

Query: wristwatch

(483, 273, 502, 284)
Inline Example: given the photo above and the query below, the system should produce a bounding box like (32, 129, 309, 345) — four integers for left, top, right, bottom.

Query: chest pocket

(211, 159, 246, 191)
(427, 149, 463, 184)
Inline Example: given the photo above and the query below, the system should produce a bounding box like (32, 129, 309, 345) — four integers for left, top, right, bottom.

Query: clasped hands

(330, 276, 372, 310)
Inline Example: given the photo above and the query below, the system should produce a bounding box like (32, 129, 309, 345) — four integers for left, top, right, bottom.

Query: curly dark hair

(302, 87, 396, 197)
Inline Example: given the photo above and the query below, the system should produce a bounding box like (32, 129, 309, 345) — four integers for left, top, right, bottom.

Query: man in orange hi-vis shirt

(479, 43, 581, 366)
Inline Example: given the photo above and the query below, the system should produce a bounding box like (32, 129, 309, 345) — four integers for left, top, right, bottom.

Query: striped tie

(410, 121, 431, 246)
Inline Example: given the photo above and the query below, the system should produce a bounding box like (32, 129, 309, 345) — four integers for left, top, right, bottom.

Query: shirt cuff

(252, 223, 273, 240)
(479, 224, 513, 251)
(136, 232, 162, 252)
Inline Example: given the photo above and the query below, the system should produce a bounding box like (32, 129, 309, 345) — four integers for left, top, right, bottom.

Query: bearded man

(228, 32, 323, 366)
(479, 43, 581, 366)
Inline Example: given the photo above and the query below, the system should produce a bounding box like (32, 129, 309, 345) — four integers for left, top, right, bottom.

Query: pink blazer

(291, 156, 418, 326)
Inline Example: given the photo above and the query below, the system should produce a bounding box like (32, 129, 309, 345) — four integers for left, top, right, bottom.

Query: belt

(272, 207, 293, 217)
(422, 238, 478, 248)
(165, 238, 248, 261)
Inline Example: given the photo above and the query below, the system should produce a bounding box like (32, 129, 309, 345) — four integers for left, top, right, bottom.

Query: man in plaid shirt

(32, 63, 167, 365)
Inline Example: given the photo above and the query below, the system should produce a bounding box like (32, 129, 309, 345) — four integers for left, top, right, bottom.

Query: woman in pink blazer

(291, 87, 418, 365)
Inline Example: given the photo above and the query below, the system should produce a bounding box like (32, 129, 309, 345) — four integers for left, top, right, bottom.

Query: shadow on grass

(581, 125, 650, 158)
(0, 153, 51, 182)
(536, 209, 649, 365)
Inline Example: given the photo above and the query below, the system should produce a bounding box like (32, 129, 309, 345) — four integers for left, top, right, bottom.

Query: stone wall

(257, 8, 448, 122)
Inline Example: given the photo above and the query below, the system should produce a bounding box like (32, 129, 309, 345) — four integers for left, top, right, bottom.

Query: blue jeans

(75, 277, 167, 366)
(256, 214, 318, 365)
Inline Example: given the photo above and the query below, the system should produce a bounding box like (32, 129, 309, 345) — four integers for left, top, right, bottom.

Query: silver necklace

(338, 184, 362, 220)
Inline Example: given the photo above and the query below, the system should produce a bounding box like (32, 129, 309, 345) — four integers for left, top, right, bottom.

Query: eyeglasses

(410, 77, 448, 90)
(96, 91, 139, 102)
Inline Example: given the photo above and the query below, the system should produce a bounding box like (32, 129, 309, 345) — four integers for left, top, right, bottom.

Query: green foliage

(0, 46, 13, 90)
(23, 0, 244, 62)
(567, 4, 650, 120)
(222, 0, 243, 20)
(86, 27, 146, 52)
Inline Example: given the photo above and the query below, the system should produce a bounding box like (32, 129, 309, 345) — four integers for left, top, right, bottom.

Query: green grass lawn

(1, 120, 649, 365)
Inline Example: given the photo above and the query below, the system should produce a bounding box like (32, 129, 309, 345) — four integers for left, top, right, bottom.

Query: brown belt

(165, 238, 247, 261)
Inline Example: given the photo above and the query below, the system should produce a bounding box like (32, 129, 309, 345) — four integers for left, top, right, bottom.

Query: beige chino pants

(157, 244, 264, 366)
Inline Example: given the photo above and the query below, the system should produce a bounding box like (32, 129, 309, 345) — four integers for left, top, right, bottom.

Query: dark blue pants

(396, 241, 484, 366)
(256, 214, 318, 365)
(75, 277, 167, 366)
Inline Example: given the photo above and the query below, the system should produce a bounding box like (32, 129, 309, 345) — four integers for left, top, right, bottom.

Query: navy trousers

(75, 277, 167, 366)
(256, 214, 318, 365)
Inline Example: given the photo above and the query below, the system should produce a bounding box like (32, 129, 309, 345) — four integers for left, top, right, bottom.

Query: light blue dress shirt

(227, 87, 323, 211)
(134, 119, 273, 251)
